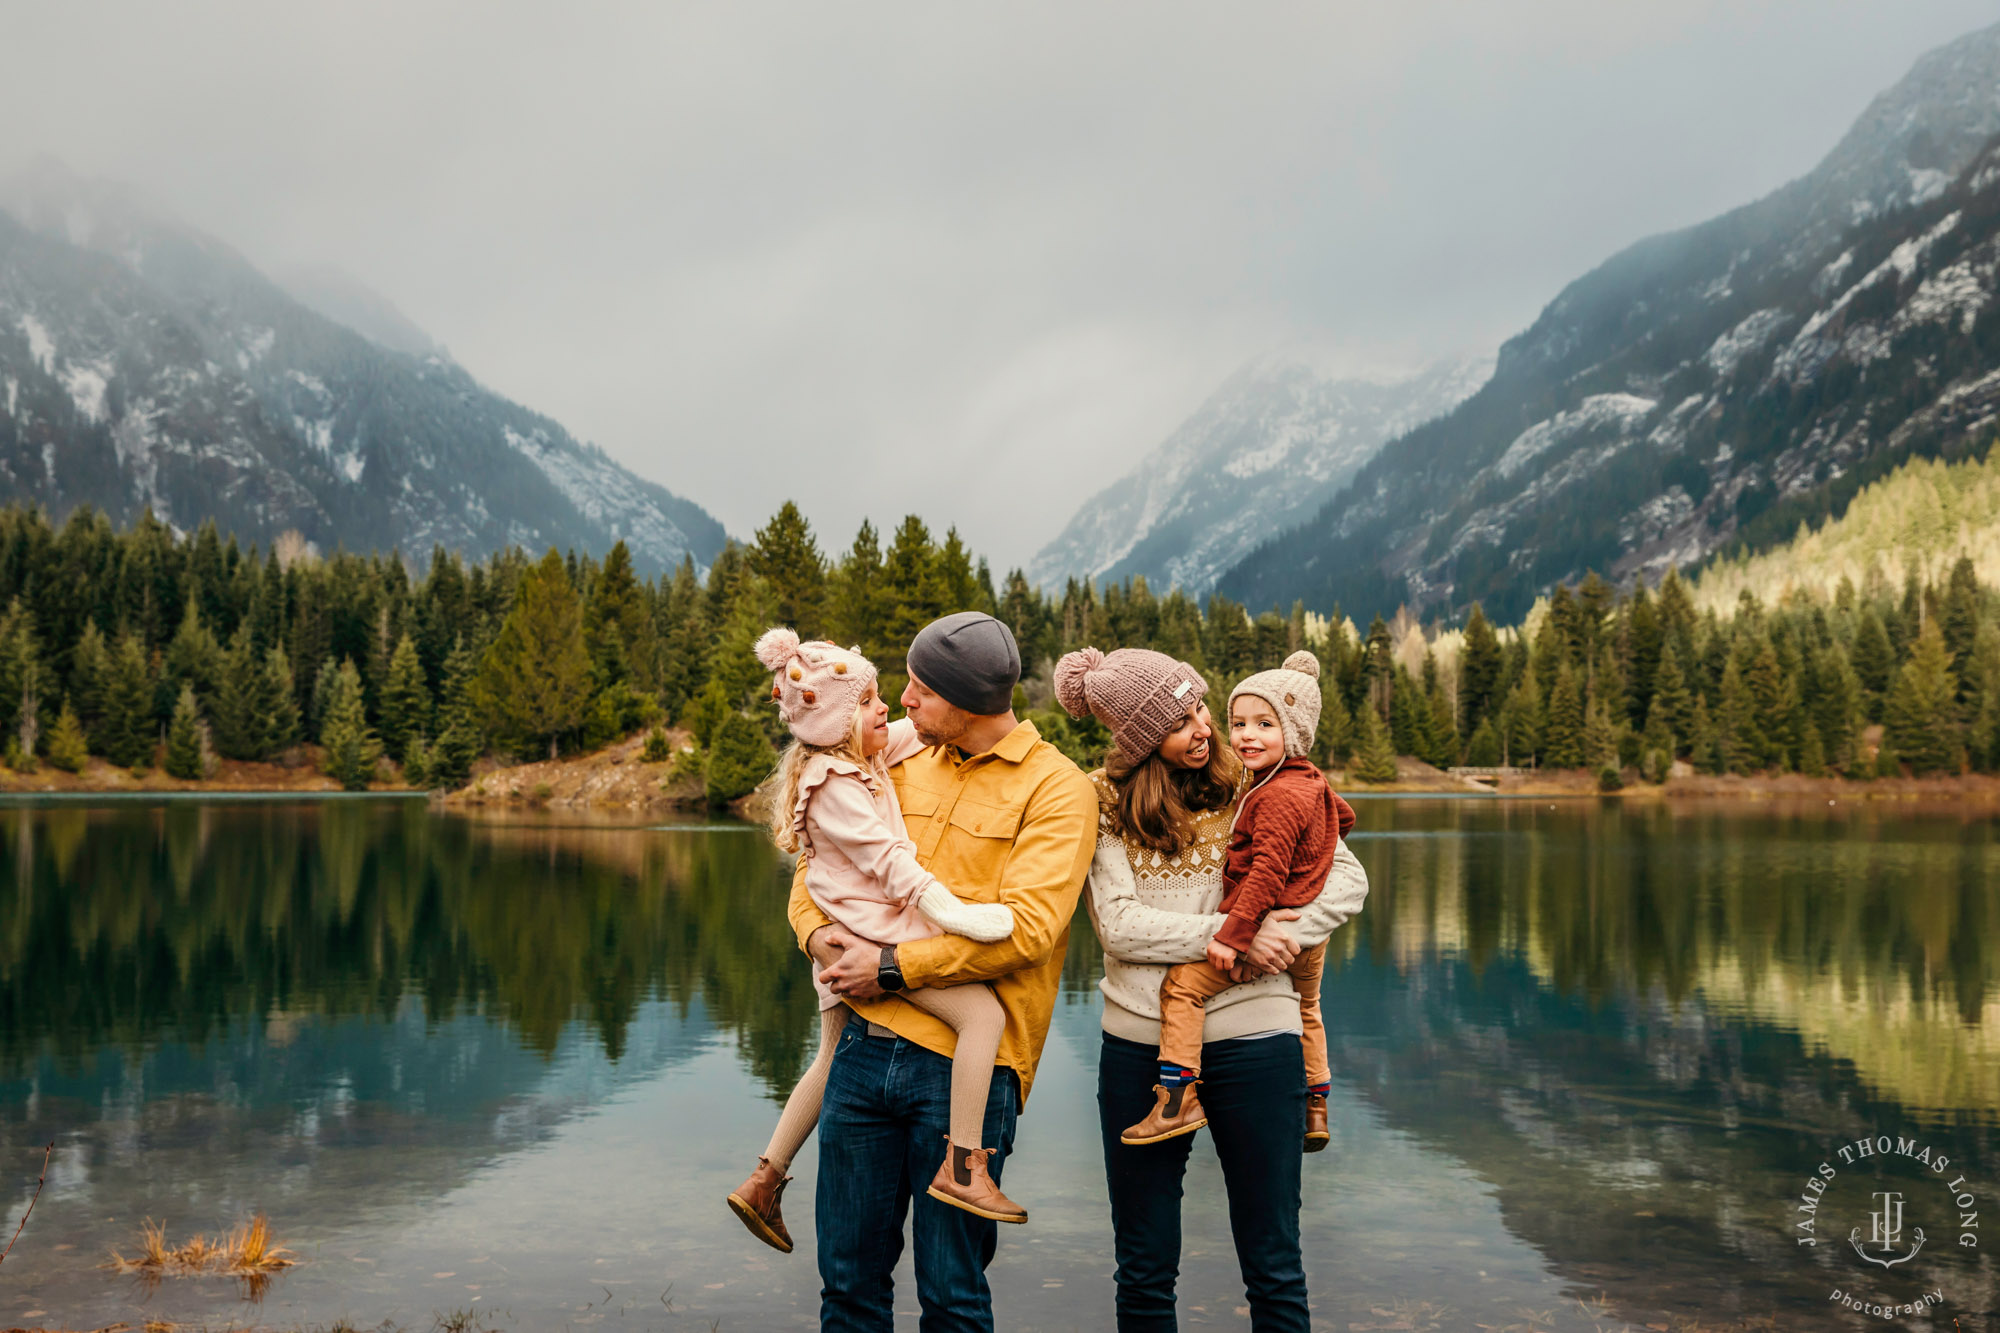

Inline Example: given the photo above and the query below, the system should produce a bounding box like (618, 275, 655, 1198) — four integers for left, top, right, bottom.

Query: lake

(0, 795, 1992, 1331)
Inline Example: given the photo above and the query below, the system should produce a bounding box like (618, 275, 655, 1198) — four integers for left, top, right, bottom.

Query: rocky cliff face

(1029, 352, 1491, 597)
(1220, 19, 2000, 623)
(0, 163, 724, 573)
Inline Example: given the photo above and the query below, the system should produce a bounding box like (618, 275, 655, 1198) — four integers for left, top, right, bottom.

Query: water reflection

(0, 797, 1988, 1328)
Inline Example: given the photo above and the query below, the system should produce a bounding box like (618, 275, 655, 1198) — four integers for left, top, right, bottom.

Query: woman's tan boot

(1304, 1092, 1330, 1153)
(926, 1140, 1028, 1224)
(726, 1157, 795, 1253)
(1121, 1082, 1207, 1145)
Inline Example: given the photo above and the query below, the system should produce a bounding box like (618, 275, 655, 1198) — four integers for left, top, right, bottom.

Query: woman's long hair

(766, 703, 872, 855)
(1102, 723, 1241, 858)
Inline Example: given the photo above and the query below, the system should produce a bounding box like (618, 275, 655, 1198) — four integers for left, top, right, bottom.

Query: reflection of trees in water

(1332, 799, 2000, 1327)
(0, 803, 818, 1096)
(1348, 799, 2000, 1116)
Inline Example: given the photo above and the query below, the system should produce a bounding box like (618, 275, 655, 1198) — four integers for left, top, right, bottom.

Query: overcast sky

(4, 1, 1996, 571)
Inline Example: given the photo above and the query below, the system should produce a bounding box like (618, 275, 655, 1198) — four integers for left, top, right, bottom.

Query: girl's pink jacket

(794, 719, 950, 1009)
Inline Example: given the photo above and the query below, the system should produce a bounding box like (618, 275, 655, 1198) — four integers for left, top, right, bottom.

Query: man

(787, 611, 1097, 1332)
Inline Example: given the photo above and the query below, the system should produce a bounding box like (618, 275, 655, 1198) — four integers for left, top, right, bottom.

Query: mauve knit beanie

(1053, 647, 1207, 765)
(1227, 650, 1323, 759)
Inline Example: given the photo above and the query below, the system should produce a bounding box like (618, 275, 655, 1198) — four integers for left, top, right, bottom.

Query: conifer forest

(0, 473, 1988, 803)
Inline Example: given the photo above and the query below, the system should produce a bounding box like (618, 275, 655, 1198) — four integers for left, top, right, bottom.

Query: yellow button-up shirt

(786, 718, 1097, 1105)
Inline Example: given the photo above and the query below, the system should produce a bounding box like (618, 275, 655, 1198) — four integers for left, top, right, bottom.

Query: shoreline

(7, 738, 2000, 811)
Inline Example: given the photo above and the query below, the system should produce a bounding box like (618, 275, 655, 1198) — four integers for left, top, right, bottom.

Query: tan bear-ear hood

(1227, 650, 1323, 760)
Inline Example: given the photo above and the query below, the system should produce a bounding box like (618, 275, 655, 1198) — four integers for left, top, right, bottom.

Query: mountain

(0, 162, 725, 573)
(1028, 352, 1492, 597)
(1220, 19, 2000, 625)
(274, 262, 448, 360)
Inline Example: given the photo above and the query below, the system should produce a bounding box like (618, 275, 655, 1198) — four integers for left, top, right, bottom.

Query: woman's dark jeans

(1098, 1031, 1309, 1332)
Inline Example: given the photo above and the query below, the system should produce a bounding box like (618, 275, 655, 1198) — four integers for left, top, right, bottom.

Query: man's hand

(1205, 938, 1239, 972)
(816, 927, 885, 1000)
(1231, 909, 1302, 979)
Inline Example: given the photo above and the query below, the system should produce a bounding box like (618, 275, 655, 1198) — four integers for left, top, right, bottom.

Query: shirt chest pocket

(936, 799, 1022, 898)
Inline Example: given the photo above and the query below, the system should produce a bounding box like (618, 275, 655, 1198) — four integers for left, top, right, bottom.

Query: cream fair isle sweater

(1083, 769, 1370, 1046)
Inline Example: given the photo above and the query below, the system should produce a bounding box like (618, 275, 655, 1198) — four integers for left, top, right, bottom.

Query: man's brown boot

(726, 1156, 794, 1253)
(1121, 1082, 1207, 1145)
(926, 1139, 1028, 1224)
(1304, 1092, 1330, 1153)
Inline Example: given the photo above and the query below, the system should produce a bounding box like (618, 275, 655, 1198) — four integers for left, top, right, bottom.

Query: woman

(1055, 646, 1369, 1333)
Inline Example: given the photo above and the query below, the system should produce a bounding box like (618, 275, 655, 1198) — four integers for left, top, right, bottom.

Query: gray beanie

(907, 612, 1021, 715)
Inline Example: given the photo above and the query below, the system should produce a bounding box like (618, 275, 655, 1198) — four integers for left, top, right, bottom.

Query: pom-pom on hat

(1053, 646, 1207, 765)
(754, 627, 877, 748)
(1227, 650, 1323, 760)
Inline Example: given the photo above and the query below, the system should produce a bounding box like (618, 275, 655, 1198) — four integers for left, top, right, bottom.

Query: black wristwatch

(878, 945, 905, 992)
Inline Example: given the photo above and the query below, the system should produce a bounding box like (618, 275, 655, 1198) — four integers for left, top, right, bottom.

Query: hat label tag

(1172, 680, 1192, 700)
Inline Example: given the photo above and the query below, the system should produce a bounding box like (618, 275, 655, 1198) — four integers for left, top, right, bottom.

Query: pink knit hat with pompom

(755, 628, 877, 748)
(1053, 646, 1207, 765)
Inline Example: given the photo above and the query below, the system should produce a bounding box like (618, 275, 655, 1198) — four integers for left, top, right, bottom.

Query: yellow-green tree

(473, 549, 592, 760)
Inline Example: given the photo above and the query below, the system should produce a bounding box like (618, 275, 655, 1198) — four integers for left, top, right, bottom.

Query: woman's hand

(1232, 909, 1303, 979)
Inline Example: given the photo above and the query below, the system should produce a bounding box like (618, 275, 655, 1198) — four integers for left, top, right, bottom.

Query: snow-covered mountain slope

(1221, 18, 2000, 623)
(0, 162, 724, 573)
(1028, 353, 1491, 596)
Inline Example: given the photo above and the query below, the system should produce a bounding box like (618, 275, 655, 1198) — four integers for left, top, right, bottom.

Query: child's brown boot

(726, 1156, 794, 1253)
(927, 1139, 1028, 1224)
(1121, 1082, 1207, 1145)
(1304, 1092, 1330, 1152)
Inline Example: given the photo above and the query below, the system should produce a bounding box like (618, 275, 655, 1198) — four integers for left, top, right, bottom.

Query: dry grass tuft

(103, 1214, 296, 1294)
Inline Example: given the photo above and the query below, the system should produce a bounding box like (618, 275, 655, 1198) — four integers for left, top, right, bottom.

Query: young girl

(1119, 651, 1354, 1152)
(725, 627, 1029, 1254)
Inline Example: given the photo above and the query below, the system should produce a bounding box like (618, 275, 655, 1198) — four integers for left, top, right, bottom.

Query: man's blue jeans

(817, 1018, 1020, 1333)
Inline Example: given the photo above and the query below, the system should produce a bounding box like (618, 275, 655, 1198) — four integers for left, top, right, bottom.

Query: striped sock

(1307, 1082, 1330, 1096)
(1158, 1063, 1197, 1087)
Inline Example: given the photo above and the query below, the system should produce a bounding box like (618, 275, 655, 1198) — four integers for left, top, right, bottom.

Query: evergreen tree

(1851, 610, 1895, 718)
(705, 711, 776, 805)
(1885, 619, 1961, 775)
(101, 631, 155, 768)
(1459, 603, 1504, 734)
(164, 683, 208, 780)
(319, 659, 382, 791)
(1315, 684, 1354, 767)
(1689, 696, 1723, 775)
(161, 596, 222, 715)
(472, 549, 593, 760)
(378, 634, 433, 763)
(69, 620, 110, 742)
(1799, 721, 1827, 777)
(1943, 553, 1981, 693)
(825, 520, 883, 654)
(1640, 700, 1675, 777)
(585, 540, 659, 692)
(1497, 671, 1542, 766)
(45, 696, 87, 774)
(1717, 657, 1759, 773)
(263, 646, 301, 756)
(1351, 699, 1399, 783)
(429, 637, 484, 789)
(1543, 663, 1585, 768)
(1465, 717, 1503, 767)
(1581, 694, 1619, 772)
(1649, 640, 1696, 753)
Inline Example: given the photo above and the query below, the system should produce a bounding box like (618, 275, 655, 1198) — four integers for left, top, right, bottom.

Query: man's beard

(913, 708, 971, 750)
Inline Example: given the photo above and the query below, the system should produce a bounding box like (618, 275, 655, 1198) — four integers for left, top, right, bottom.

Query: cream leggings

(762, 982, 1005, 1170)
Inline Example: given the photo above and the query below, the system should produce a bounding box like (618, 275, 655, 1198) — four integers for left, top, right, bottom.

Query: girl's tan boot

(926, 1139, 1028, 1224)
(726, 1157, 795, 1253)
(1121, 1082, 1207, 1145)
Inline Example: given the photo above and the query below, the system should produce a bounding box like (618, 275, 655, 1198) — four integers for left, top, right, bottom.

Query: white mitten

(916, 883, 1016, 942)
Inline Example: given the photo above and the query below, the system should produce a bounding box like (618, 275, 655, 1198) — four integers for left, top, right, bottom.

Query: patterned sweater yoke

(1082, 769, 1371, 1047)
